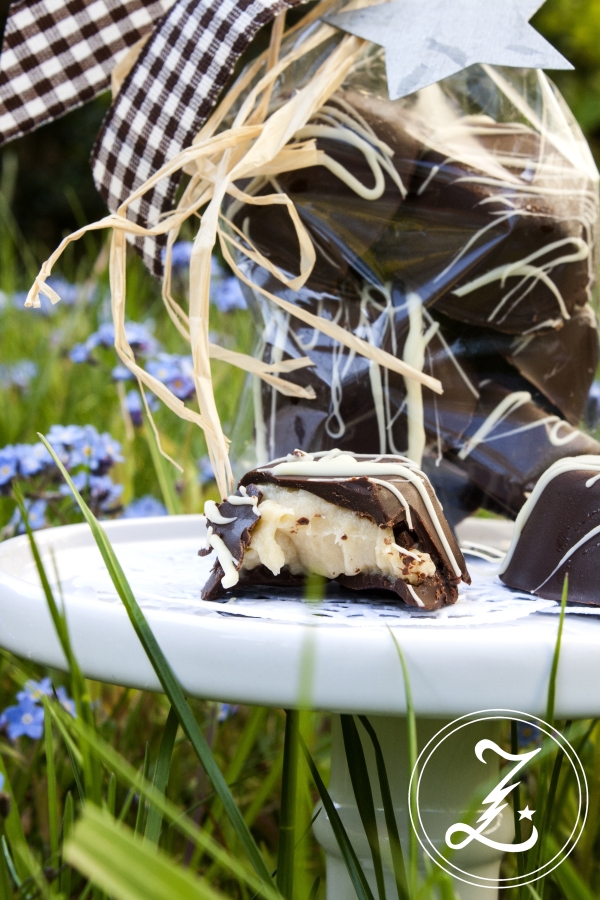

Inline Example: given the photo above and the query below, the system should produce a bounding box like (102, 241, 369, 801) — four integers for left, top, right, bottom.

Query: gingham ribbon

(92, 0, 307, 276)
(0, 0, 174, 145)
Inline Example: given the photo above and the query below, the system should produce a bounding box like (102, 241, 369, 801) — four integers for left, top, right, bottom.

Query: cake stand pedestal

(1, 516, 599, 900)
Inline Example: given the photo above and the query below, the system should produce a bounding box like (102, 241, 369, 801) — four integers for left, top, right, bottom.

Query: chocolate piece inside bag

(228, 48, 600, 524)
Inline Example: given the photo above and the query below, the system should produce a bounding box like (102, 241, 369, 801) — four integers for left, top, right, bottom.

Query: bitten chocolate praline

(200, 451, 470, 610)
(500, 456, 600, 605)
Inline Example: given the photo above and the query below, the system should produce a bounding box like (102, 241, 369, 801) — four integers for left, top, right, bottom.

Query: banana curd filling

(241, 485, 435, 584)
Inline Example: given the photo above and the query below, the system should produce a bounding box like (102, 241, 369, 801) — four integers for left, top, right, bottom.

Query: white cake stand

(1, 515, 599, 900)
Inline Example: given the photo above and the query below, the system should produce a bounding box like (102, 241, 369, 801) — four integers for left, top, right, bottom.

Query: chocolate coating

(201, 454, 470, 609)
(500, 466, 600, 605)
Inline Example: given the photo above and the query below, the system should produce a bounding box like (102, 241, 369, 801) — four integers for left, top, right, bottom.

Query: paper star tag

(325, 0, 572, 101)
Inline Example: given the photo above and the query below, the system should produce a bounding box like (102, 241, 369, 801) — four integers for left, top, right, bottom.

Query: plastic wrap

(229, 47, 600, 524)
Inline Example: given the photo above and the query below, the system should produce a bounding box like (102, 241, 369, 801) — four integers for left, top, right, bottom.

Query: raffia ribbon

(26, 2, 443, 498)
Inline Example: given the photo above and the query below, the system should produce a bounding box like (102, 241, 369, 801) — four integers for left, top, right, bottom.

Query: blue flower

(147, 354, 195, 401)
(212, 276, 247, 312)
(112, 364, 134, 382)
(0, 361, 38, 390)
(66, 426, 123, 472)
(70, 342, 91, 364)
(217, 703, 238, 723)
(517, 722, 543, 748)
(46, 276, 80, 306)
(9, 498, 48, 533)
(198, 456, 215, 483)
(123, 496, 168, 518)
(56, 686, 76, 718)
(125, 390, 158, 426)
(0, 449, 17, 487)
(14, 678, 75, 718)
(0, 697, 44, 740)
(16, 678, 53, 703)
(59, 471, 88, 495)
(89, 474, 123, 509)
(46, 424, 86, 447)
(17, 442, 52, 477)
(169, 241, 194, 268)
(0, 774, 4, 792)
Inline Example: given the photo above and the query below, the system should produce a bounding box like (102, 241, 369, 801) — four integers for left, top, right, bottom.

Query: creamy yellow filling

(241, 485, 435, 584)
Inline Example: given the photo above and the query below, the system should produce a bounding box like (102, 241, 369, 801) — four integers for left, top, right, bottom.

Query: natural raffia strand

(25, 3, 443, 499)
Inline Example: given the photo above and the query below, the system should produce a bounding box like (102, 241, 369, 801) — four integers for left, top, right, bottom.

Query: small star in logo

(519, 806, 535, 821)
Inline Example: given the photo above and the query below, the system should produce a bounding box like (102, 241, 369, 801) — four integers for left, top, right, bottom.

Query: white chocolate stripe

(459, 392, 531, 460)
(208, 533, 240, 589)
(406, 584, 425, 608)
(204, 500, 237, 525)
(369, 478, 414, 531)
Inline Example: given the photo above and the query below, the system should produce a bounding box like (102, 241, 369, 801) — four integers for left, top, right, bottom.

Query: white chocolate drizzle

(227, 485, 260, 513)
(204, 499, 237, 525)
(533, 523, 600, 594)
(499, 455, 600, 575)
(459, 392, 579, 461)
(207, 533, 240, 589)
(406, 584, 425, 608)
(370, 477, 414, 531)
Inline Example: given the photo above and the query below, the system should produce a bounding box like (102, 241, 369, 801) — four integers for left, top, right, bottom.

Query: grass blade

(387, 631, 418, 894)
(276, 710, 299, 900)
(0, 757, 48, 893)
(107, 772, 117, 816)
(299, 733, 375, 900)
(510, 721, 524, 882)
(44, 706, 59, 861)
(341, 715, 386, 900)
(528, 576, 569, 891)
(135, 743, 151, 836)
(39, 434, 274, 886)
(143, 421, 183, 516)
(65, 805, 226, 900)
(44, 700, 281, 900)
(145, 707, 179, 846)
(206, 705, 268, 833)
(358, 716, 409, 900)
(61, 792, 74, 900)
(14, 483, 100, 803)
(546, 576, 569, 727)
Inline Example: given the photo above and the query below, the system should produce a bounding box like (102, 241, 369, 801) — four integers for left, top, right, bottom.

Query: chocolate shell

(200, 452, 470, 610)
(500, 457, 600, 605)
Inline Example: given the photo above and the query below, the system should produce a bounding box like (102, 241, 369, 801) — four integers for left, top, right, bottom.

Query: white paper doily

(44, 535, 576, 628)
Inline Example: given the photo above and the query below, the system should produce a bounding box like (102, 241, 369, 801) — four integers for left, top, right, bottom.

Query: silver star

(519, 806, 535, 821)
(325, 0, 572, 101)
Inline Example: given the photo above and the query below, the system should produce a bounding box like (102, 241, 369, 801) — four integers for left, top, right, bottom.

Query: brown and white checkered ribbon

(0, 0, 174, 145)
(92, 0, 307, 276)
(0, 0, 307, 276)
